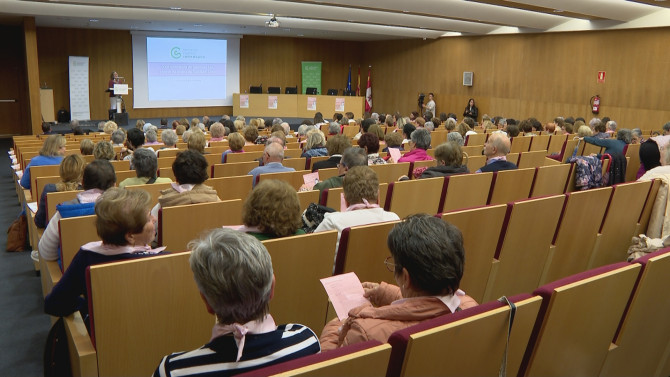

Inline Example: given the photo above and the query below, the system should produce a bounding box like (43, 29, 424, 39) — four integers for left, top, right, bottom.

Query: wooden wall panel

(24, 17, 42, 134)
(0, 25, 29, 135)
(363, 27, 670, 129)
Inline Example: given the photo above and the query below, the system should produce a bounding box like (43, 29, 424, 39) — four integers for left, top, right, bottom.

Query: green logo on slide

(171, 47, 182, 59)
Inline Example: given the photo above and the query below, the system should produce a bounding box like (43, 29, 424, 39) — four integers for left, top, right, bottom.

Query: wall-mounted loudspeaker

(463, 72, 473, 86)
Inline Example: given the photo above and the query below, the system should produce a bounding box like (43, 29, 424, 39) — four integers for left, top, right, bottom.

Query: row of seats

(60, 235, 670, 376)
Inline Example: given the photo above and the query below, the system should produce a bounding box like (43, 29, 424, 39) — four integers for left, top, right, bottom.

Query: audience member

(314, 166, 399, 253)
(419, 142, 469, 178)
(383, 132, 403, 152)
(20, 134, 66, 190)
(39, 159, 117, 262)
(301, 131, 328, 158)
(358, 133, 386, 165)
(93, 140, 115, 161)
(312, 147, 367, 194)
(312, 134, 351, 172)
(320, 214, 477, 350)
(154, 228, 319, 375)
(151, 150, 220, 219)
(44, 188, 165, 318)
(222, 132, 245, 162)
(111, 129, 125, 146)
(34, 154, 85, 229)
(79, 139, 94, 155)
(636, 139, 662, 179)
(583, 128, 632, 155)
(240, 180, 305, 240)
(187, 131, 207, 154)
(477, 131, 517, 172)
(248, 143, 295, 186)
(119, 148, 172, 188)
(398, 129, 434, 162)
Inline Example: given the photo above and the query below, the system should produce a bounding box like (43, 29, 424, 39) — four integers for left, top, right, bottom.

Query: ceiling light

(89, 19, 99, 22)
(553, 9, 564, 13)
(266, 14, 279, 28)
(194, 24, 203, 27)
(169, 7, 181, 10)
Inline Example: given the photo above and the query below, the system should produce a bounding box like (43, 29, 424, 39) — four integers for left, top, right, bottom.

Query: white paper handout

(320, 272, 369, 320)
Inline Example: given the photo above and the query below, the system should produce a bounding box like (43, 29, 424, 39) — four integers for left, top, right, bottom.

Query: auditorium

(1, 1, 670, 375)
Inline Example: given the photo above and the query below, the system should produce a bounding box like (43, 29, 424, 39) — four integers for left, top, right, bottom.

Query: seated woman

(93, 140, 116, 161)
(417, 142, 469, 179)
(358, 133, 386, 165)
(154, 228, 319, 375)
(637, 139, 661, 179)
(239, 180, 305, 240)
(34, 154, 85, 228)
(20, 134, 66, 190)
(187, 130, 207, 154)
(639, 142, 670, 180)
(144, 128, 162, 145)
(314, 166, 399, 254)
(119, 148, 173, 188)
(151, 150, 220, 219)
(221, 132, 245, 162)
(39, 160, 117, 262)
(44, 188, 166, 317)
(583, 128, 632, 155)
(79, 139, 94, 155)
(208, 122, 225, 143)
(242, 126, 258, 146)
(320, 214, 477, 350)
(301, 130, 328, 158)
(157, 129, 179, 157)
(398, 128, 434, 162)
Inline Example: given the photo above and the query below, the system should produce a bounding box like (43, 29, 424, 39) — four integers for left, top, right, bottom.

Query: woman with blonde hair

(79, 139, 94, 155)
(34, 154, 86, 228)
(240, 180, 305, 240)
(188, 131, 207, 154)
(221, 132, 245, 162)
(93, 140, 116, 161)
(301, 130, 328, 158)
(103, 121, 118, 134)
(20, 134, 66, 190)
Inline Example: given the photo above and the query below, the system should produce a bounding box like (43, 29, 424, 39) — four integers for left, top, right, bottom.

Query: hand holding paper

(320, 272, 370, 320)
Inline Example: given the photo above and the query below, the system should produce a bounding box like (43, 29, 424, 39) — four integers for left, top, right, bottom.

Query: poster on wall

(301, 61, 322, 95)
(307, 96, 317, 111)
(268, 95, 278, 109)
(239, 94, 249, 108)
(335, 97, 345, 112)
(68, 56, 91, 120)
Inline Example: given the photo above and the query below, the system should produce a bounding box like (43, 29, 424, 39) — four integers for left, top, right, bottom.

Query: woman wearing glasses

(320, 214, 477, 350)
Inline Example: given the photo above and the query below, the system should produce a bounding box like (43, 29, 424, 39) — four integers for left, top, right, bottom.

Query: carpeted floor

(0, 138, 50, 375)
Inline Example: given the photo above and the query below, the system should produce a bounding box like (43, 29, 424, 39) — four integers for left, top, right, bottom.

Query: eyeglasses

(337, 162, 346, 168)
(384, 256, 398, 272)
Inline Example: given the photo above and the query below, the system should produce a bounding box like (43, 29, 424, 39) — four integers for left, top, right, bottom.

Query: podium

(107, 83, 131, 124)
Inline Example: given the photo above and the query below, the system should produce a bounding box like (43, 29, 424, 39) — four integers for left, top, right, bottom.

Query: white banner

(68, 56, 90, 121)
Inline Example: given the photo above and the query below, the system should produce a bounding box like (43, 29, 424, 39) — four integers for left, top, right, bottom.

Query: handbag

(6, 213, 27, 252)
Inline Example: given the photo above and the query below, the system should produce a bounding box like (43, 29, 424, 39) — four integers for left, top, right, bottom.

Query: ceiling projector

(266, 15, 279, 28)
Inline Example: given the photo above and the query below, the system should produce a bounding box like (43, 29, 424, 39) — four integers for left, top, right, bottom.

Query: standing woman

(463, 98, 478, 121)
(108, 71, 120, 113)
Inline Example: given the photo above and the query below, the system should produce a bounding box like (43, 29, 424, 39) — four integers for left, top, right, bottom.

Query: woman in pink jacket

(320, 214, 477, 350)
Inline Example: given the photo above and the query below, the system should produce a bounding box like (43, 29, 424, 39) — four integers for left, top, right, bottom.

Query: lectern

(107, 83, 131, 125)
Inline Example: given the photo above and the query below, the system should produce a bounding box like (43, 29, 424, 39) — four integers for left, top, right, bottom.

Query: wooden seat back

(385, 177, 445, 218)
(46, 190, 81, 225)
(488, 168, 535, 205)
(529, 164, 571, 197)
(124, 182, 173, 207)
(529, 134, 551, 152)
(442, 172, 493, 212)
(59, 214, 98, 271)
(461, 145, 483, 157)
(637, 178, 661, 236)
(582, 142, 604, 156)
(389, 294, 542, 377)
(547, 134, 567, 155)
(588, 181, 652, 269)
(158, 200, 243, 251)
(543, 187, 612, 283)
(335, 220, 400, 284)
(115, 170, 137, 183)
(316, 167, 339, 182)
(430, 131, 447, 146)
(211, 161, 259, 178)
(369, 163, 411, 184)
(409, 160, 437, 178)
(205, 175, 253, 201)
(308, 156, 330, 171)
(263, 231, 338, 334)
(237, 341, 392, 377)
(243, 144, 265, 152)
(282, 157, 308, 171)
(600, 249, 670, 376)
(157, 167, 175, 181)
(465, 133, 486, 146)
(257, 170, 310, 190)
(156, 148, 180, 158)
(87, 253, 213, 376)
(322, 183, 388, 211)
(442, 204, 507, 303)
(510, 136, 532, 153)
(157, 156, 176, 169)
(465, 155, 486, 173)
(225, 151, 264, 163)
(517, 150, 548, 169)
(109, 160, 131, 172)
(560, 138, 579, 163)
(284, 149, 303, 159)
(624, 143, 641, 182)
(35, 175, 60, 204)
(483, 195, 565, 302)
(521, 263, 641, 376)
(30, 164, 61, 197)
(296, 190, 320, 212)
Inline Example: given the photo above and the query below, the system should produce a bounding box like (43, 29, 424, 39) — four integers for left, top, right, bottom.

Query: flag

(365, 66, 372, 113)
(356, 65, 361, 96)
(346, 65, 352, 93)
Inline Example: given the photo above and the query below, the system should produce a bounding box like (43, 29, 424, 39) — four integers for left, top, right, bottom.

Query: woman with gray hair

(320, 214, 477, 350)
(145, 129, 161, 145)
(154, 228, 320, 375)
(398, 128, 434, 162)
(119, 148, 172, 188)
(111, 129, 126, 146)
(447, 131, 464, 146)
(583, 128, 632, 155)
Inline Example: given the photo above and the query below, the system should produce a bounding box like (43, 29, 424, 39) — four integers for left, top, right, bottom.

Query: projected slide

(147, 37, 226, 101)
(131, 32, 240, 108)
